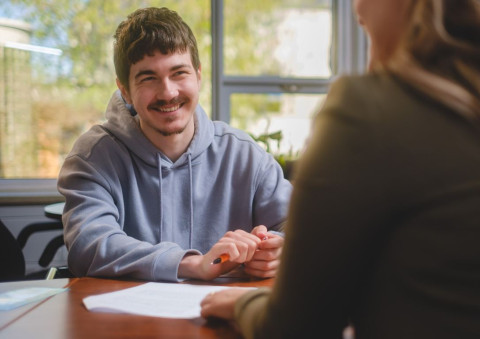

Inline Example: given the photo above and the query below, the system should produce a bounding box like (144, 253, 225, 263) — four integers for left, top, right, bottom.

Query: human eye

(139, 76, 155, 82)
(172, 67, 191, 77)
(173, 70, 187, 77)
(135, 70, 157, 84)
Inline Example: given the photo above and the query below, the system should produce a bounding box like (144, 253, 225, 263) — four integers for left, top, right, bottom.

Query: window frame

(211, 0, 367, 121)
(0, 0, 367, 204)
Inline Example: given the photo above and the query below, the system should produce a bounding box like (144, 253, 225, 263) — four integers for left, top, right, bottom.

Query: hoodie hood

(103, 90, 214, 168)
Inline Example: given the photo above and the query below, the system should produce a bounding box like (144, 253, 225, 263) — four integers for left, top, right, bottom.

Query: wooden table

(0, 274, 273, 338)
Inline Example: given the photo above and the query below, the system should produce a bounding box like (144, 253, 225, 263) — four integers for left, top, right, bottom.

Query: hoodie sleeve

(252, 151, 293, 232)
(58, 150, 200, 282)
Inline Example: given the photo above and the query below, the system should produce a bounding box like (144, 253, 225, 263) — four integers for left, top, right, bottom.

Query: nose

(156, 79, 179, 102)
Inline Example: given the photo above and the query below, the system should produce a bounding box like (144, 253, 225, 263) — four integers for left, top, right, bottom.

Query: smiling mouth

(150, 102, 184, 113)
(161, 104, 181, 112)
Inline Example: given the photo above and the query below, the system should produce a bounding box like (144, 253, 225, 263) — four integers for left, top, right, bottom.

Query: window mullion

(211, 0, 227, 121)
(213, 0, 366, 123)
(223, 76, 331, 94)
(334, 0, 367, 75)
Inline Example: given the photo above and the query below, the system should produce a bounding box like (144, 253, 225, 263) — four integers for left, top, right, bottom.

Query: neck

(139, 118, 195, 162)
(158, 134, 193, 162)
(368, 40, 398, 71)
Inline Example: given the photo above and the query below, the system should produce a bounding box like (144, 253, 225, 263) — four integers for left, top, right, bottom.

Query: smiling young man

(57, 7, 292, 282)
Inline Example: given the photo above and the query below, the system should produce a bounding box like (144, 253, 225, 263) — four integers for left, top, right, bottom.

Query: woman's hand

(200, 288, 250, 320)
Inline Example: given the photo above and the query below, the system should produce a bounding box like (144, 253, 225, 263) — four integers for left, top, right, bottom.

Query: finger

(200, 289, 247, 320)
(200, 303, 215, 318)
(236, 239, 259, 263)
(216, 231, 265, 264)
(211, 242, 240, 262)
(220, 231, 261, 262)
(251, 225, 268, 239)
(211, 240, 254, 264)
(245, 257, 280, 271)
(204, 243, 240, 277)
(244, 264, 277, 278)
(224, 229, 262, 243)
(231, 231, 262, 248)
(251, 247, 282, 261)
(257, 234, 284, 250)
(200, 292, 214, 307)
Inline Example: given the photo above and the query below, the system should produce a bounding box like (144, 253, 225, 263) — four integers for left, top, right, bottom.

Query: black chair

(0, 218, 26, 281)
(0, 219, 73, 282)
(17, 219, 64, 268)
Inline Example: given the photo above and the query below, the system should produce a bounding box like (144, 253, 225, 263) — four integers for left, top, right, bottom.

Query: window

(213, 0, 366, 159)
(0, 0, 366, 202)
(0, 0, 211, 182)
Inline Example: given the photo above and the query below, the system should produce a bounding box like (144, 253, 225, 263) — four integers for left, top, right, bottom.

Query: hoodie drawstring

(157, 153, 194, 249)
(187, 153, 193, 248)
(157, 154, 163, 243)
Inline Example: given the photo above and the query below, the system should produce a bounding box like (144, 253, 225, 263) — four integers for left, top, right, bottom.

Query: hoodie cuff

(151, 248, 201, 282)
(268, 230, 285, 238)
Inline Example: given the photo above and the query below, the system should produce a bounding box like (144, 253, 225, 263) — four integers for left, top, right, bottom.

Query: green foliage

(0, 0, 213, 177)
(249, 129, 298, 178)
(2, 0, 211, 111)
(1, 0, 324, 120)
(249, 130, 282, 154)
(0, 0, 320, 177)
(249, 129, 298, 159)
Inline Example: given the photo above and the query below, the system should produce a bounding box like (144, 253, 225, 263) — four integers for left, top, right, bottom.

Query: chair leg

(46, 267, 58, 280)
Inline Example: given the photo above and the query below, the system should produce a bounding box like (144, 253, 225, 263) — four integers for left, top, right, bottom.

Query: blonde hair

(379, 0, 480, 123)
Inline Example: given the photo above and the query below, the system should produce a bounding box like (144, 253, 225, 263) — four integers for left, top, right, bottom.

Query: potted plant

(249, 130, 298, 181)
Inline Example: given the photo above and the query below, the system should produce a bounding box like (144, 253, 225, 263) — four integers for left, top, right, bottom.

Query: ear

(196, 63, 202, 86)
(116, 78, 132, 104)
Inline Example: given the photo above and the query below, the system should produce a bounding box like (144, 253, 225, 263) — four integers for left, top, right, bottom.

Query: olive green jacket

(235, 73, 480, 339)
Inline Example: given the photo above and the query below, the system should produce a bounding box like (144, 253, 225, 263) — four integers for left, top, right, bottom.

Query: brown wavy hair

(377, 0, 480, 122)
(113, 7, 200, 90)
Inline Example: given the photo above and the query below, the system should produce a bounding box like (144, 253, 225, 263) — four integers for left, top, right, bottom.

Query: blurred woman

(200, 0, 480, 338)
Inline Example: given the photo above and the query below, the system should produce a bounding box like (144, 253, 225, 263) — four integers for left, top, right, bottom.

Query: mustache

(148, 97, 186, 109)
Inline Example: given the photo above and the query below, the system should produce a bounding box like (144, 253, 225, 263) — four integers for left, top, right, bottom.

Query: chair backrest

(0, 219, 26, 281)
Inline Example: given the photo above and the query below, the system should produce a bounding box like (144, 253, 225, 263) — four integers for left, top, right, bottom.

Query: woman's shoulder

(330, 72, 405, 97)
(324, 72, 420, 115)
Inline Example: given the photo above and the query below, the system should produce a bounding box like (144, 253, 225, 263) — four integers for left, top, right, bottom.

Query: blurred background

(0, 0, 366, 273)
(0, 0, 366, 181)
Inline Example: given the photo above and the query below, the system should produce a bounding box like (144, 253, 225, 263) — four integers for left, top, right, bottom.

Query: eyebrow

(133, 63, 192, 80)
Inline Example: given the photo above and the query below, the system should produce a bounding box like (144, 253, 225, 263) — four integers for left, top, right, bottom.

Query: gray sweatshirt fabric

(58, 90, 292, 282)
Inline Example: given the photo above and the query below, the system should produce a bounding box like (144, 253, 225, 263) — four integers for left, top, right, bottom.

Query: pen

(211, 253, 230, 265)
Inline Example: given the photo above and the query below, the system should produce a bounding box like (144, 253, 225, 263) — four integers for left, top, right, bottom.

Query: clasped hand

(178, 225, 283, 280)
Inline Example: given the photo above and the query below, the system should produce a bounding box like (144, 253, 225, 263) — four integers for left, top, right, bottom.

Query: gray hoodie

(58, 90, 292, 282)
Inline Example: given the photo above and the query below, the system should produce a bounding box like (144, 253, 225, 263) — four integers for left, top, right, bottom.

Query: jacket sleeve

(234, 77, 391, 338)
(58, 153, 200, 282)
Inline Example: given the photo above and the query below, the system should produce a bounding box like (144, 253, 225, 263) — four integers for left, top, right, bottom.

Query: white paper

(83, 282, 254, 319)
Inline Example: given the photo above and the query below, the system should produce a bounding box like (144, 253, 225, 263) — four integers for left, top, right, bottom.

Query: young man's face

(118, 50, 201, 139)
